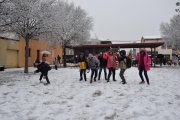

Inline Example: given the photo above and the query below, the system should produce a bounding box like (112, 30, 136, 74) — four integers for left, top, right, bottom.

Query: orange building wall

(18, 38, 62, 67)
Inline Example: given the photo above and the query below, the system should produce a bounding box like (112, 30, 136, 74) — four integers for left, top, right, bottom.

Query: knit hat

(88, 53, 93, 58)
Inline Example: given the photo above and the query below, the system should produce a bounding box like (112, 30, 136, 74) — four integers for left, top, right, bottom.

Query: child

(118, 50, 127, 84)
(136, 49, 151, 85)
(104, 50, 117, 82)
(78, 52, 88, 81)
(35, 54, 51, 85)
(54, 57, 58, 70)
(88, 54, 99, 83)
(98, 52, 107, 80)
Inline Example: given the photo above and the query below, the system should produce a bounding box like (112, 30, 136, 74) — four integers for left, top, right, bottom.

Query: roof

(111, 41, 136, 44)
(72, 42, 164, 49)
(0, 32, 19, 41)
(142, 35, 162, 40)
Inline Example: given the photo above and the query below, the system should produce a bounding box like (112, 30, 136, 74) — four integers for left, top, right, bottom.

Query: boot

(44, 83, 50, 85)
(90, 79, 92, 83)
(147, 81, 150, 85)
(105, 74, 107, 80)
(146, 79, 150, 85)
(139, 81, 145, 84)
(122, 81, 127, 84)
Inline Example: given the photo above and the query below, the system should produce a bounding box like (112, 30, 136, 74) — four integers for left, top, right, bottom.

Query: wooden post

(151, 47, 153, 67)
(154, 47, 156, 67)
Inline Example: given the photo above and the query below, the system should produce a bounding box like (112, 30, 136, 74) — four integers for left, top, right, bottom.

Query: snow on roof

(142, 35, 162, 40)
(0, 32, 19, 40)
(112, 41, 129, 44)
(111, 41, 137, 44)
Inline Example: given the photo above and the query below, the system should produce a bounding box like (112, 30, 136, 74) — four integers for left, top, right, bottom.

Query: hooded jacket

(136, 49, 151, 71)
(78, 56, 87, 70)
(98, 53, 107, 68)
(103, 53, 117, 69)
(88, 56, 99, 70)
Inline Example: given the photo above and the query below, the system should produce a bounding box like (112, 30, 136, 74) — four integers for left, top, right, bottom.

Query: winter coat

(88, 57, 99, 70)
(136, 53, 151, 71)
(119, 56, 127, 69)
(37, 62, 51, 74)
(98, 54, 107, 68)
(78, 56, 87, 70)
(103, 53, 117, 69)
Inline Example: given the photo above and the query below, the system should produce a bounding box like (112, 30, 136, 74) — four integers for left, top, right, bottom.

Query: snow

(0, 66, 180, 120)
(142, 35, 162, 40)
(0, 32, 19, 40)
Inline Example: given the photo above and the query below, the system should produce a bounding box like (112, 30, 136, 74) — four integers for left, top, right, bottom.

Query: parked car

(0, 66, 5, 71)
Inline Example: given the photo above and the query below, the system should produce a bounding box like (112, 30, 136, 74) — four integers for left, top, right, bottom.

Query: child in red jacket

(104, 51, 117, 82)
(136, 49, 151, 85)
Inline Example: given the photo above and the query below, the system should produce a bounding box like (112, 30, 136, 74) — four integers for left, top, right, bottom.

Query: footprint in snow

(44, 92, 49, 94)
(113, 90, 119, 93)
(104, 111, 117, 120)
(92, 90, 102, 97)
(3, 92, 10, 96)
(67, 96, 74, 99)
(175, 95, 180, 100)
(86, 104, 90, 107)
(7, 83, 15, 86)
(119, 93, 124, 96)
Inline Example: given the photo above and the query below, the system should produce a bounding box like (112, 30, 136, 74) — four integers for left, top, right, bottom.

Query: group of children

(78, 48, 151, 85)
(34, 48, 151, 85)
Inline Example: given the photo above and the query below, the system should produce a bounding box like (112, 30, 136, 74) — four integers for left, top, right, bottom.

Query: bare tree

(0, 0, 12, 28)
(1, 0, 93, 71)
(51, 1, 93, 67)
(4, 0, 55, 73)
(160, 15, 180, 50)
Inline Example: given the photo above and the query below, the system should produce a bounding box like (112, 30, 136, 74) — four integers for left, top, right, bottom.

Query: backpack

(126, 57, 132, 68)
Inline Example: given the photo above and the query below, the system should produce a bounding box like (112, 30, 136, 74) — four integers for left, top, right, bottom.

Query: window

(37, 50, 40, 59)
(28, 48, 31, 57)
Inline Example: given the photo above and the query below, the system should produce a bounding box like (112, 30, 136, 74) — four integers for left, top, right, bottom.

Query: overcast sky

(68, 0, 177, 41)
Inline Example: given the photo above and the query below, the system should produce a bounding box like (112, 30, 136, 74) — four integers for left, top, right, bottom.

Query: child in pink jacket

(104, 51, 117, 82)
(136, 49, 151, 85)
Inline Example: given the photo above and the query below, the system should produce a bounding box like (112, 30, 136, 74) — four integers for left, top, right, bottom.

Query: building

(85, 38, 101, 45)
(0, 32, 62, 68)
(73, 42, 164, 56)
(0, 33, 19, 68)
(141, 36, 172, 59)
(18, 38, 62, 67)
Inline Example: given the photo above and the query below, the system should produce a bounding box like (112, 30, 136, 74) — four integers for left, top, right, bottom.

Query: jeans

(139, 69, 149, 84)
(120, 69, 126, 83)
(40, 72, 50, 84)
(80, 69, 86, 81)
(98, 67, 107, 80)
(91, 69, 98, 81)
(107, 67, 116, 81)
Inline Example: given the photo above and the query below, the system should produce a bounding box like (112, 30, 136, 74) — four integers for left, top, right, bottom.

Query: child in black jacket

(35, 55, 51, 85)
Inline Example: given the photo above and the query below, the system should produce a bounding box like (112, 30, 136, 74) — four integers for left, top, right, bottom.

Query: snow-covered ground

(0, 66, 180, 120)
